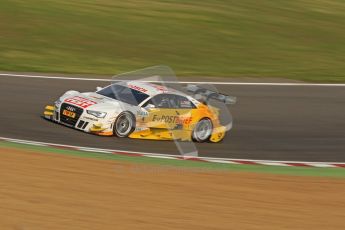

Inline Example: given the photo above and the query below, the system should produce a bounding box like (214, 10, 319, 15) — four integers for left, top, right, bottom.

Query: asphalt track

(1, 75, 345, 162)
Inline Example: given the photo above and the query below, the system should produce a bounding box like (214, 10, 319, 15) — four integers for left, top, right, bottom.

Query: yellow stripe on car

(44, 111, 54, 116)
(45, 105, 55, 111)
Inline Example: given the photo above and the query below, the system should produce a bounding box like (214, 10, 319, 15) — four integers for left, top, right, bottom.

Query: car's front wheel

(192, 118, 213, 142)
(113, 112, 135, 137)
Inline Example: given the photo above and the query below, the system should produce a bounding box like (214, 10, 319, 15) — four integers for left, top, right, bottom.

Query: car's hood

(61, 92, 124, 112)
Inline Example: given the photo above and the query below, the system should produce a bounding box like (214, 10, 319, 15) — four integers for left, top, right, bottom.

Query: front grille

(77, 120, 89, 130)
(77, 120, 85, 128)
(82, 122, 89, 129)
(55, 111, 59, 121)
(60, 103, 83, 126)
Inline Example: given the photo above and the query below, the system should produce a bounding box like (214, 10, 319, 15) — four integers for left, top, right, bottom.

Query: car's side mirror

(144, 104, 156, 110)
(96, 86, 103, 91)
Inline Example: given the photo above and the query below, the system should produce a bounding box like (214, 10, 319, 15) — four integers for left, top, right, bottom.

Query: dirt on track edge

(0, 147, 345, 230)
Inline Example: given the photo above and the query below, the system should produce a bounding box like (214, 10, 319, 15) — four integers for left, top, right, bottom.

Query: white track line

(0, 73, 112, 81)
(1, 73, 345, 86)
(1, 136, 344, 167)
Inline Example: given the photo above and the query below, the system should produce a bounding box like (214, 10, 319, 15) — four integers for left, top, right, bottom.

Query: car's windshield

(96, 84, 149, 106)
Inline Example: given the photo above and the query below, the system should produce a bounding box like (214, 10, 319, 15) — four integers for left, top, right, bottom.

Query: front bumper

(44, 104, 113, 136)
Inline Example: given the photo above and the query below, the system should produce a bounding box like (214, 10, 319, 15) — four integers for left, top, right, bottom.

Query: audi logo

(66, 106, 75, 112)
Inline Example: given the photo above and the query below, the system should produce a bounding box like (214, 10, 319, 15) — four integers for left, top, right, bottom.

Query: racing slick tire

(113, 111, 135, 138)
(192, 118, 213, 143)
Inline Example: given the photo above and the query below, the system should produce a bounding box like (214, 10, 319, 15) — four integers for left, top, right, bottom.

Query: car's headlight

(87, 110, 107, 118)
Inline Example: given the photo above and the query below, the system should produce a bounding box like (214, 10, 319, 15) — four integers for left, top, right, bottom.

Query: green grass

(0, 0, 345, 82)
(1, 141, 344, 178)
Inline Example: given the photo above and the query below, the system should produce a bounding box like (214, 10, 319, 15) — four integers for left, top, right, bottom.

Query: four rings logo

(66, 106, 75, 112)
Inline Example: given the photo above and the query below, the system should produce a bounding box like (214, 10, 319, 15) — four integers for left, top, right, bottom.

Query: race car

(43, 81, 236, 143)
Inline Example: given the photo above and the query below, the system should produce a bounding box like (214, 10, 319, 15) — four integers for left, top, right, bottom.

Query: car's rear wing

(186, 84, 237, 105)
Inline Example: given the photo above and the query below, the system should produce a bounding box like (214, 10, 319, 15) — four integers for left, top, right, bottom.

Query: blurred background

(0, 0, 344, 82)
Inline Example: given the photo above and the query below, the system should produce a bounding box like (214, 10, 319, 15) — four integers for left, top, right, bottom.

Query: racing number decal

(65, 96, 97, 108)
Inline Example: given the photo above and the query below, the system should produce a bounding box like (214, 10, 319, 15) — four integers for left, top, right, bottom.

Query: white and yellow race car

(44, 81, 235, 143)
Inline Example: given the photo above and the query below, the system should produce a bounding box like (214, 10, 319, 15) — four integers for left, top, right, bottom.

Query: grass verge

(0, 0, 345, 82)
(0, 141, 344, 178)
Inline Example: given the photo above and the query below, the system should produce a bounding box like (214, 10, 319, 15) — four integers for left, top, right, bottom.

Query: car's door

(141, 94, 195, 129)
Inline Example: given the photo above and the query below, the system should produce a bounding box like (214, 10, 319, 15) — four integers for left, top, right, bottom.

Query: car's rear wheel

(113, 112, 135, 137)
(192, 118, 213, 142)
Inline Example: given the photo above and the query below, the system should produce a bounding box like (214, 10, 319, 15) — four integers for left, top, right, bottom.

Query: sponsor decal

(137, 110, 149, 117)
(128, 84, 148, 93)
(62, 110, 76, 118)
(149, 83, 169, 93)
(65, 96, 97, 108)
(152, 115, 192, 125)
(135, 127, 148, 132)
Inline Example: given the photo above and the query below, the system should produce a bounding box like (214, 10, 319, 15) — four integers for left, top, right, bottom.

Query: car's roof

(125, 81, 182, 97)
